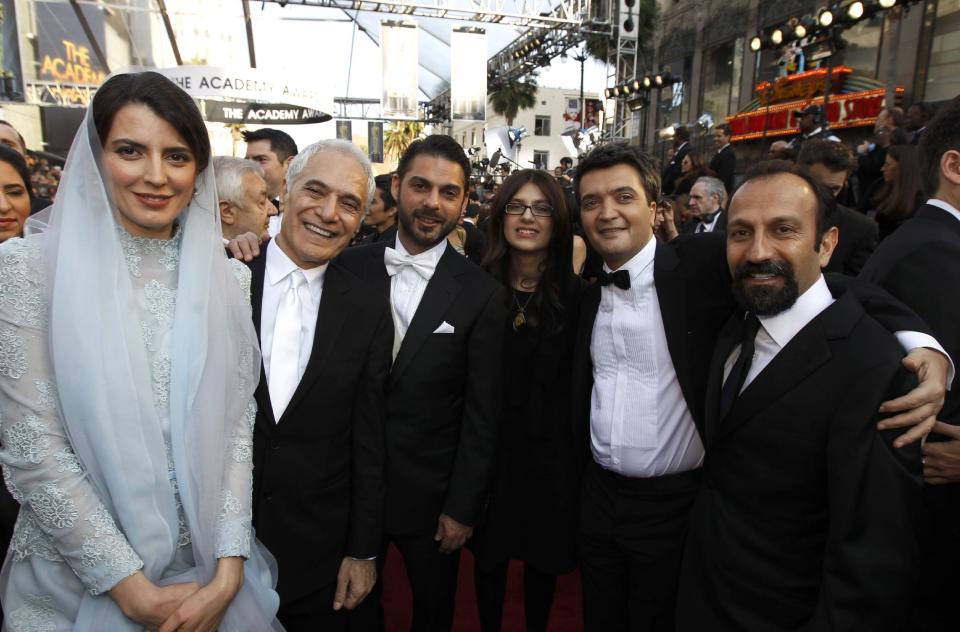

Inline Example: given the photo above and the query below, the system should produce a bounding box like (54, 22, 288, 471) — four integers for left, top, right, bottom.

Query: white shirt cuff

(895, 331, 956, 389)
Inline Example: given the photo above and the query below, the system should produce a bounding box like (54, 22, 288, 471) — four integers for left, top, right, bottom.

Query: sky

(228, 2, 610, 148)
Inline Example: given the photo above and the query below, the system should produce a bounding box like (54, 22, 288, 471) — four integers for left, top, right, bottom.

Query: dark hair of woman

(92, 71, 211, 172)
(0, 144, 35, 205)
(481, 169, 575, 335)
(873, 144, 922, 222)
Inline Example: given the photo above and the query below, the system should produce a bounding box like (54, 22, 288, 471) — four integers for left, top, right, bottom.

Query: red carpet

(383, 545, 584, 631)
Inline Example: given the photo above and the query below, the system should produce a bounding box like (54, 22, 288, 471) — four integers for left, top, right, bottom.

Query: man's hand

(878, 348, 949, 448)
(226, 231, 266, 262)
(434, 513, 473, 554)
(923, 422, 960, 485)
(333, 557, 376, 611)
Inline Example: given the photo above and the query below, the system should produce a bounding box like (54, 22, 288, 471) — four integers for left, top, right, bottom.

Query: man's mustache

(733, 259, 793, 281)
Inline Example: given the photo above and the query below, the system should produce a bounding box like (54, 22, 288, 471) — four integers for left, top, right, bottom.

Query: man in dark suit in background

(682, 176, 727, 235)
(339, 135, 506, 630)
(677, 160, 922, 632)
(861, 99, 960, 630)
(247, 139, 393, 631)
(798, 139, 878, 276)
(708, 123, 736, 194)
(661, 125, 691, 196)
(570, 144, 949, 632)
(244, 128, 299, 237)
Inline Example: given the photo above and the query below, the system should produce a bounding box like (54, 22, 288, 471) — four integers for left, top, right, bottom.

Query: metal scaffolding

(257, 0, 590, 29)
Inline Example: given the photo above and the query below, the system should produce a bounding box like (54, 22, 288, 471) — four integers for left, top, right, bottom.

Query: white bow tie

(384, 247, 437, 280)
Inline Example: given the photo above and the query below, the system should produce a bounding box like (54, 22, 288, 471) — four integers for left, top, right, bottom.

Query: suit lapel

(248, 252, 276, 431)
(715, 303, 849, 441)
(277, 261, 352, 423)
(654, 242, 698, 421)
(390, 246, 462, 382)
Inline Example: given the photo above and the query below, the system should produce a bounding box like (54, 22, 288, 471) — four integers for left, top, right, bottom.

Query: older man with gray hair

(213, 156, 271, 241)
(685, 176, 728, 234)
(234, 139, 393, 631)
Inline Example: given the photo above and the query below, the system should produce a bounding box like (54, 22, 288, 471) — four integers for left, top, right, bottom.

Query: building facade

(624, 0, 958, 158)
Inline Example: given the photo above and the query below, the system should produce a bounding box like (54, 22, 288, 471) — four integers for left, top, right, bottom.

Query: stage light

(604, 87, 614, 99)
(622, 83, 633, 95)
(794, 24, 807, 39)
(613, 86, 621, 96)
(879, 0, 896, 8)
(749, 35, 763, 52)
(818, 8, 834, 27)
(643, 76, 652, 88)
(770, 28, 784, 45)
(847, 1, 865, 20)
(630, 79, 641, 92)
(654, 74, 663, 87)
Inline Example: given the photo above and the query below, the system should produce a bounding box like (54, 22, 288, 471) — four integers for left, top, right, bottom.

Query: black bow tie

(598, 269, 631, 290)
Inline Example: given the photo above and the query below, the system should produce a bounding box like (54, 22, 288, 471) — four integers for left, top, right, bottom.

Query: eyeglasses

(504, 202, 553, 217)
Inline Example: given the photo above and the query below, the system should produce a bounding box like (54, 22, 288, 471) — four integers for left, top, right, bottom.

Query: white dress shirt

(724, 274, 955, 389)
(388, 236, 447, 345)
(260, 239, 326, 394)
(927, 198, 960, 224)
(590, 237, 705, 478)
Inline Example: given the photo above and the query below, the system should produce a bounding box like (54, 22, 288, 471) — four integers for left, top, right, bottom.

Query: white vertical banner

(451, 27, 486, 121)
(381, 20, 419, 120)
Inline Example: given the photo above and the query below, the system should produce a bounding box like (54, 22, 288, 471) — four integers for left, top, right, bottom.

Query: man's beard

(731, 259, 800, 316)
(397, 205, 458, 248)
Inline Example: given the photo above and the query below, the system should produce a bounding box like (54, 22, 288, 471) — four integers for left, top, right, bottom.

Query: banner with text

(199, 100, 330, 125)
(381, 21, 419, 120)
(156, 66, 333, 114)
(451, 28, 486, 121)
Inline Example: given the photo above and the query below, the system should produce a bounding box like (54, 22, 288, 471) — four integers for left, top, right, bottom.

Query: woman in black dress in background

(474, 169, 584, 631)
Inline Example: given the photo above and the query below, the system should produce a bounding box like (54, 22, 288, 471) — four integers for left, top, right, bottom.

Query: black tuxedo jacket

(677, 290, 922, 631)
(679, 211, 727, 236)
(708, 144, 736, 194)
(572, 234, 735, 455)
(824, 204, 878, 276)
(247, 252, 393, 603)
(861, 203, 960, 522)
(661, 142, 691, 196)
(572, 234, 936, 465)
(338, 240, 507, 535)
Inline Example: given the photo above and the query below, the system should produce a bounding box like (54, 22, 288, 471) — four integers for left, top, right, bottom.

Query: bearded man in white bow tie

(240, 139, 394, 632)
(339, 134, 507, 631)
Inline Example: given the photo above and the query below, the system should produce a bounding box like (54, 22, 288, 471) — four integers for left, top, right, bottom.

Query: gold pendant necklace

(512, 291, 535, 331)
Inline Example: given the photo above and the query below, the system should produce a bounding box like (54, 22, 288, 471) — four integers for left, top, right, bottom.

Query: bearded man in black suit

(339, 135, 506, 630)
(677, 160, 923, 631)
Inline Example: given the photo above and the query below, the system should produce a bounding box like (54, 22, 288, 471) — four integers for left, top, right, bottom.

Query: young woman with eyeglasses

(473, 169, 584, 632)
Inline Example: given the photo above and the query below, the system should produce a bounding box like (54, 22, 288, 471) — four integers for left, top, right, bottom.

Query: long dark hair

(873, 144, 922, 221)
(482, 169, 574, 335)
(92, 72, 211, 172)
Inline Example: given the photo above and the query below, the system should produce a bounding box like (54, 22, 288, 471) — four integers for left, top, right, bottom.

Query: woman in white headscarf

(0, 72, 282, 630)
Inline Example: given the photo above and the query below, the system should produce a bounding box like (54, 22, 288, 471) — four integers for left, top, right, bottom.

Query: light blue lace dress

(0, 229, 256, 630)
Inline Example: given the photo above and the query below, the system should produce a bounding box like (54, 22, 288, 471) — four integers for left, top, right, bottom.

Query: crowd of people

(0, 70, 957, 632)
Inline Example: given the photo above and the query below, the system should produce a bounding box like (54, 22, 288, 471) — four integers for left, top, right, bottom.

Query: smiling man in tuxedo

(245, 139, 393, 631)
(339, 134, 506, 630)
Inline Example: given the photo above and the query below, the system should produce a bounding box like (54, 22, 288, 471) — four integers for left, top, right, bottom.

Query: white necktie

(384, 247, 437, 280)
(269, 269, 305, 421)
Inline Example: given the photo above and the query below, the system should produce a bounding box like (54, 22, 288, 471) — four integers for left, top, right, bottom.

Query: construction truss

(257, 0, 589, 28)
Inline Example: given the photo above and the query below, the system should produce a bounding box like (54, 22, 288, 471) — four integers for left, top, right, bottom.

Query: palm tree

(488, 77, 539, 126)
(384, 121, 424, 161)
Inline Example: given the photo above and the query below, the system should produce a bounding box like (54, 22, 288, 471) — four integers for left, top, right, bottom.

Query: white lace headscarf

(24, 72, 281, 629)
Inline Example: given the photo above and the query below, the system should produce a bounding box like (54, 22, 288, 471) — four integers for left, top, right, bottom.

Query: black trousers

(365, 532, 463, 632)
(908, 490, 960, 631)
(473, 560, 557, 632)
(578, 461, 701, 632)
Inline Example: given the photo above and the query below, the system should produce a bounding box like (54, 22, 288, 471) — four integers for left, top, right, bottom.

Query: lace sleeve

(215, 260, 255, 559)
(0, 239, 143, 595)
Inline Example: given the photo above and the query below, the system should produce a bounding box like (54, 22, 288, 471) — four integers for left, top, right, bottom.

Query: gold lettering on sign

(39, 39, 105, 85)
